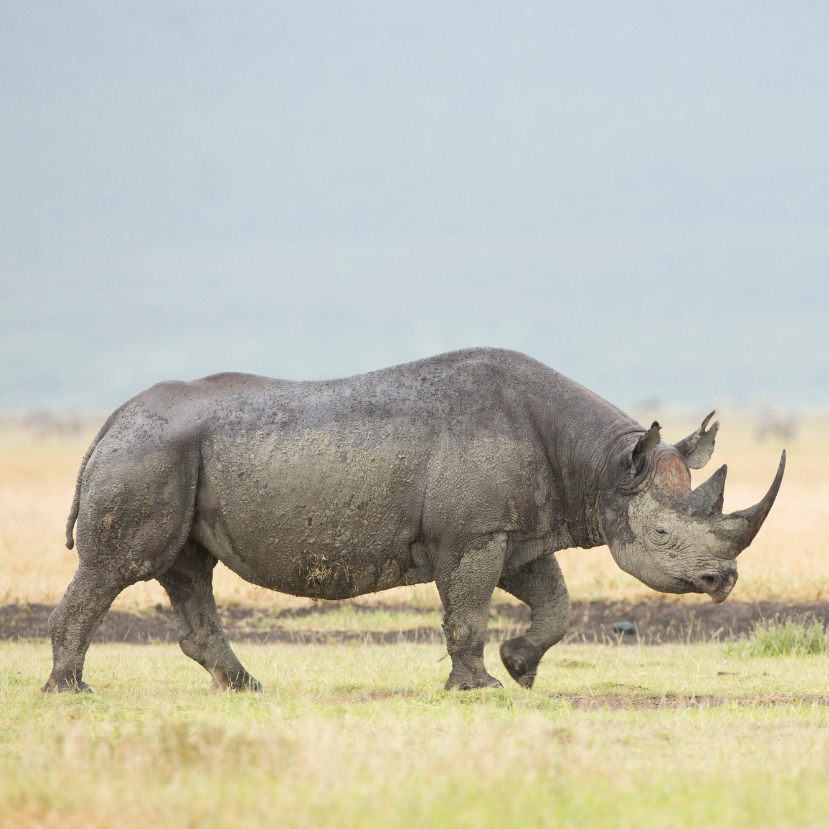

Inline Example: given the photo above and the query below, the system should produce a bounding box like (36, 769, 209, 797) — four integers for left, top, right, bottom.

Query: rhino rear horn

(685, 464, 727, 517)
(630, 421, 661, 471)
(675, 411, 719, 469)
(713, 451, 786, 553)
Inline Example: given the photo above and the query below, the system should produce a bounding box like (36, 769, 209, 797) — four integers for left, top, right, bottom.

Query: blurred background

(1, 0, 827, 413)
(1, 1, 828, 610)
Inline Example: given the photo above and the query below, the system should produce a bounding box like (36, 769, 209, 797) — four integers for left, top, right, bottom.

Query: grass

(732, 617, 829, 657)
(3, 414, 828, 827)
(1, 412, 828, 611)
(2, 640, 829, 829)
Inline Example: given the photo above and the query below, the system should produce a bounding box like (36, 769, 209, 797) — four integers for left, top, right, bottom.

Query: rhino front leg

(435, 533, 507, 690)
(498, 553, 570, 688)
(157, 541, 263, 692)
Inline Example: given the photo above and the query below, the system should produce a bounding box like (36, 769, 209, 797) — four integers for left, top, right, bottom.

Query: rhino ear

(629, 421, 661, 472)
(675, 411, 719, 469)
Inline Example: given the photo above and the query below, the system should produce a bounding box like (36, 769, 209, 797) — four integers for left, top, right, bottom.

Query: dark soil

(2, 599, 828, 646)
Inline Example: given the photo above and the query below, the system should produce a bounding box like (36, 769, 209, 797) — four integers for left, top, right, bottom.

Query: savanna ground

(1, 411, 829, 828)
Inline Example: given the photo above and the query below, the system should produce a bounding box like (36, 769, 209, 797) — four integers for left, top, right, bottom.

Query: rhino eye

(656, 528, 667, 535)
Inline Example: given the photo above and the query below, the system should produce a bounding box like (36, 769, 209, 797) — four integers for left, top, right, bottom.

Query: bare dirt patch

(3, 599, 828, 645)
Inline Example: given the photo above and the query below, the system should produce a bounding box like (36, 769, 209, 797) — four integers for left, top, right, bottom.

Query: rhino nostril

(700, 574, 720, 593)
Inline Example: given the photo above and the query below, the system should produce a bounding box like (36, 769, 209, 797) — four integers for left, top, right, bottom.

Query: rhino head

(601, 412, 786, 603)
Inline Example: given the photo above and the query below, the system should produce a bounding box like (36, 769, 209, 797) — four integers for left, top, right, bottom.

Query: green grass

(2, 640, 829, 829)
(730, 616, 829, 657)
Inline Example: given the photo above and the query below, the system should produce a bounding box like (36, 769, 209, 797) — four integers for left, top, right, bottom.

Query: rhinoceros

(44, 348, 785, 693)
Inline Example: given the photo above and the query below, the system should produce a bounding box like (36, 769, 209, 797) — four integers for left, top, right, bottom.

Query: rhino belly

(190, 430, 428, 599)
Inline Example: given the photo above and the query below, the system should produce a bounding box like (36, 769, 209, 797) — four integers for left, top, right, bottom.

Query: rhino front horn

(713, 450, 786, 553)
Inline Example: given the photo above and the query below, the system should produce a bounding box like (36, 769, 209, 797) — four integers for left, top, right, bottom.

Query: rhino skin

(44, 348, 785, 693)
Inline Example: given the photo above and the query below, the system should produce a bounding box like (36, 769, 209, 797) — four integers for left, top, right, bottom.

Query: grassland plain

(2, 413, 829, 828)
(1, 412, 827, 610)
(3, 641, 829, 829)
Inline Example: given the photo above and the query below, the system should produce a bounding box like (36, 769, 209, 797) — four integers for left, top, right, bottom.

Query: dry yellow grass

(0, 412, 826, 611)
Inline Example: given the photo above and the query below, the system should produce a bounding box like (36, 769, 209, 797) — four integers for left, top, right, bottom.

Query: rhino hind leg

(498, 553, 570, 688)
(157, 541, 263, 692)
(44, 435, 207, 693)
(43, 564, 135, 693)
(436, 533, 507, 691)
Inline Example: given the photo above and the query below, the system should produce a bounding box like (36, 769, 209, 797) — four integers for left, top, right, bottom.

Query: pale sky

(2, 1, 827, 410)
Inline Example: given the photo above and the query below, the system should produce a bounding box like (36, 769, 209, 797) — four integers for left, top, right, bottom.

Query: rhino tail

(65, 408, 123, 550)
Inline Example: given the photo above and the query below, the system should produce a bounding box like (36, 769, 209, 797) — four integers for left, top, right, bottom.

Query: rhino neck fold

(528, 375, 640, 552)
(559, 475, 610, 550)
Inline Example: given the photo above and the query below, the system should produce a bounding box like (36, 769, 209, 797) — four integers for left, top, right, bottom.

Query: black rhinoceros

(44, 348, 785, 693)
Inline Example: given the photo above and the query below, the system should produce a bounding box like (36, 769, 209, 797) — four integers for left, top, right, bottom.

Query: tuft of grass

(730, 616, 829, 657)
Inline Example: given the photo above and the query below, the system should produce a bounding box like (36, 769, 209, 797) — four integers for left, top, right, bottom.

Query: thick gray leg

(157, 541, 262, 692)
(498, 554, 570, 688)
(435, 533, 507, 690)
(43, 565, 131, 693)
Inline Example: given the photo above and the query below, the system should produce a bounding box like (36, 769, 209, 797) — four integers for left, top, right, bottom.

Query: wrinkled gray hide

(44, 348, 785, 693)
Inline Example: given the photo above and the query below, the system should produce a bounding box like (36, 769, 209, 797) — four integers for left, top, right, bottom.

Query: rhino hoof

(42, 676, 95, 694)
(444, 670, 503, 691)
(452, 677, 504, 691)
(500, 639, 540, 689)
(211, 673, 265, 693)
